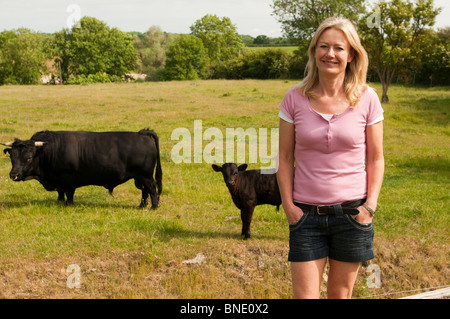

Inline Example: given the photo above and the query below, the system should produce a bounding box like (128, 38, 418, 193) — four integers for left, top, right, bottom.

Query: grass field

(0, 80, 448, 299)
(242, 46, 298, 55)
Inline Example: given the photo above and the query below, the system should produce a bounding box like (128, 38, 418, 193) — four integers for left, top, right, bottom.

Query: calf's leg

(241, 206, 255, 240)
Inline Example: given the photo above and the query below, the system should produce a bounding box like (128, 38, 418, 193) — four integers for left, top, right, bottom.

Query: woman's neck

(315, 73, 346, 98)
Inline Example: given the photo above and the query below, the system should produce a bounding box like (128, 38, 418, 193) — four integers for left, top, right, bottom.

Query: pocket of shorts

(289, 213, 309, 231)
(345, 215, 373, 231)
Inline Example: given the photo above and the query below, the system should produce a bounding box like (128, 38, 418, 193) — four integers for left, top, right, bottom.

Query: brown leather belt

(294, 199, 364, 216)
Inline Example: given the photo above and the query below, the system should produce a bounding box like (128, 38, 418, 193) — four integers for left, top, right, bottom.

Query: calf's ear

(212, 164, 222, 172)
(3, 149, 11, 156)
(238, 164, 248, 171)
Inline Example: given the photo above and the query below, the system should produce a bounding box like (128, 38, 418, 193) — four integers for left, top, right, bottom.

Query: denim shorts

(288, 201, 374, 263)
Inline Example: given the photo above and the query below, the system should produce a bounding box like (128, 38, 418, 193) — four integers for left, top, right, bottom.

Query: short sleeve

(365, 88, 384, 125)
(368, 114, 384, 126)
(279, 89, 297, 123)
(279, 110, 294, 124)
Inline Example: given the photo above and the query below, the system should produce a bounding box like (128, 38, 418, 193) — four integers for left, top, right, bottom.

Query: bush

(66, 72, 122, 84)
(214, 48, 292, 79)
(213, 58, 245, 79)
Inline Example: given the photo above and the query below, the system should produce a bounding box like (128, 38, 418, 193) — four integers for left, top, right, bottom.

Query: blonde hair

(295, 17, 369, 108)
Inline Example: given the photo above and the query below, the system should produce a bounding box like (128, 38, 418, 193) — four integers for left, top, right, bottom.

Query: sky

(0, 0, 448, 38)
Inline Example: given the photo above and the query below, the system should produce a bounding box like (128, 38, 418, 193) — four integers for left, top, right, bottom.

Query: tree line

(272, 0, 448, 101)
(0, 0, 448, 102)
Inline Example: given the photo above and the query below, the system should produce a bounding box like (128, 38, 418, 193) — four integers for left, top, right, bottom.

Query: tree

(271, 0, 367, 81)
(54, 17, 136, 81)
(254, 35, 270, 45)
(161, 34, 208, 81)
(190, 14, 244, 76)
(272, 0, 367, 42)
(413, 27, 450, 86)
(134, 26, 175, 81)
(359, 0, 441, 102)
(0, 29, 46, 85)
(240, 35, 255, 47)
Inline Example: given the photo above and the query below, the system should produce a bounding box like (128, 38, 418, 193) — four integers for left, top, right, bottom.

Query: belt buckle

(317, 206, 327, 216)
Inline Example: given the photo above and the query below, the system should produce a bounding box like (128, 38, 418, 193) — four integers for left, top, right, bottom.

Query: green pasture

(242, 46, 297, 54)
(0, 80, 448, 298)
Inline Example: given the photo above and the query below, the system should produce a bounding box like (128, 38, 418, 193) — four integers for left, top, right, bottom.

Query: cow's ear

(3, 148, 11, 156)
(212, 164, 222, 172)
(238, 164, 248, 171)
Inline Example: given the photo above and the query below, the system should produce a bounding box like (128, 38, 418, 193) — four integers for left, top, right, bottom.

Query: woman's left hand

(355, 205, 374, 224)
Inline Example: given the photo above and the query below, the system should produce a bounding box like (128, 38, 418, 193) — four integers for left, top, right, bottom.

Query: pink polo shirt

(279, 87, 384, 206)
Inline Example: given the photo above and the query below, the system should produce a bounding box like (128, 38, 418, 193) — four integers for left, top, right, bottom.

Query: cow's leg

(135, 178, 150, 208)
(142, 178, 159, 209)
(241, 206, 255, 240)
(57, 190, 65, 202)
(147, 179, 159, 209)
(135, 178, 159, 209)
(65, 189, 75, 205)
(140, 190, 149, 208)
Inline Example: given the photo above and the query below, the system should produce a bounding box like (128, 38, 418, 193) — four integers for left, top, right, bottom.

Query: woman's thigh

(291, 258, 327, 299)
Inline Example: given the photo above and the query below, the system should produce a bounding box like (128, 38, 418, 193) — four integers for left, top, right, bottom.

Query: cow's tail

(140, 129, 162, 195)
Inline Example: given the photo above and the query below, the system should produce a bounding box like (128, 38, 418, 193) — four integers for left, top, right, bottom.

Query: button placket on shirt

(326, 115, 339, 151)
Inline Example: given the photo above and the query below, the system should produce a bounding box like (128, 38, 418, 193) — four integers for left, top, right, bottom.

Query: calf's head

(212, 163, 248, 187)
(1, 139, 45, 181)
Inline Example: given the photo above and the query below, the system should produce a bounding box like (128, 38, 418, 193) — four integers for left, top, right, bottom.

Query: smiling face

(315, 28, 354, 78)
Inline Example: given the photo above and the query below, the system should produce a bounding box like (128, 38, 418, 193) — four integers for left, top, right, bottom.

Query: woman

(277, 17, 384, 299)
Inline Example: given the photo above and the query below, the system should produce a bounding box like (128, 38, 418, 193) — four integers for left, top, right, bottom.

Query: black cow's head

(212, 163, 248, 187)
(1, 139, 45, 181)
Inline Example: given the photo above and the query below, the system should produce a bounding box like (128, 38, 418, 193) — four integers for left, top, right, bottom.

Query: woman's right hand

(284, 203, 304, 225)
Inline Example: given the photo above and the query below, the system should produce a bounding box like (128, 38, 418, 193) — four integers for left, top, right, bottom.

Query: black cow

(212, 163, 281, 239)
(1, 129, 162, 208)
